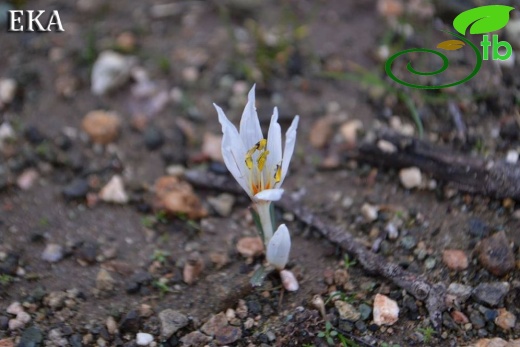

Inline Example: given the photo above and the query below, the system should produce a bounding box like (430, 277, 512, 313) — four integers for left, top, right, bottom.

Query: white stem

(256, 202, 273, 245)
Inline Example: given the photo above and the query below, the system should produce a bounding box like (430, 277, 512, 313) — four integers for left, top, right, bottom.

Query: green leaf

(317, 332, 325, 338)
(453, 5, 514, 35)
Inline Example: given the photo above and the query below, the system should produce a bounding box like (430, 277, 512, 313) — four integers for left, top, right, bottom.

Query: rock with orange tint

(309, 116, 334, 149)
(373, 293, 399, 326)
(236, 237, 264, 258)
(183, 252, 204, 285)
(202, 132, 223, 162)
(154, 176, 207, 219)
(82, 110, 121, 144)
(442, 249, 469, 271)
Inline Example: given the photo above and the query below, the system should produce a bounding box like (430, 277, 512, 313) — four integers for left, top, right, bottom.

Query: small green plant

(417, 326, 435, 344)
(380, 343, 401, 347)
(152, 279, 172, 295)
(325, 291, 357, 305)
(317, 321, 338, 346)
(151, 250, 169, 264)
(343, 254, 357, 269)
(0, 274, 13, 285)
(38, 217, 50, 228)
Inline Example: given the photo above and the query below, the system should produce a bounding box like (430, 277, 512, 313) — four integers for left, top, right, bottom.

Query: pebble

(0, 78, 16, 105)
(361, 203, 378, 222)
(476, 231, 515, 277)
(399, 167, 422, 189)
(91, 51, 135, 95)
(19, 326, 43, 347)
(99, 175, 128, 204)
(41, 244, 64, 263)
(96, 269, 116, 291)
(236, 237, 264, 258)
(495, 308, 516, 331)
(340, 120, 363, 145)
(447, 283, 473, 303)
(183, 252, 204, 285)
(470, 311, 486, 329)
(136, 332, 153, 346)
(335, 301, 360, 321)
(143, 126, 164, 151)
(400, 235, 417, 250)
(179, 331, 211, 347)
(280, 269, 299, 291)
(451, 310, 469, 324)
(62, 178, 89, 200)
(82, 110, 122, 144)
(158, 309, 188, 339)
(309, 116, 334, 149)
(506, 150, 519, 164)
(468, 218, 489, 238)
(359, 303, 372, 320)
(0, 122, 15, 144)
(154, 176, 207, 219)
(201, 132, 223, 162)
(16, 169, 39, 191)
(201, 312, 227, 336)
(373, 294, 399, 326)
(119, 310, 140, 333)
(207, 193, 235, 217)
(472, 282, 510, 307)
(106, 316, 118, 335)
(442, 249, 468, 271)
(209, 252, 229, 269)
(6, 302, 23, 315)
(385, 223, 399, 240)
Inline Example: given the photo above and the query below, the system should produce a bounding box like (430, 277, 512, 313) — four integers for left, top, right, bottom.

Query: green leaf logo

(453, 5, 514, 35)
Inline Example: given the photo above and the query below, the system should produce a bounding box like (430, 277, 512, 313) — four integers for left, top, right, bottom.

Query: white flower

(214, 85, 299, 204)
(266, 224, 291, 270)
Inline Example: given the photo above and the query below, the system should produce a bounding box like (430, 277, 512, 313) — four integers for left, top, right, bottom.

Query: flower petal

(239, 85, 264, 150)
(280, 115, 299, 185)
(214, 103, 251, 196)
(266, 107, 282, 182)
(266, 224, 291, 270)
(254, 188, 284, 202)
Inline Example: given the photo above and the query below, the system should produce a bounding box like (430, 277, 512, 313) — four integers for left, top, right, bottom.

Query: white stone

(136, 332, 154, 346)
(340, 120, 363, 144)
(99, 175, 128, 204)
(0, 78, 16, 104)
(280, 269, 299, 292)
(0, 122, 15, 143)
(377, 140, 397, 153)
(91, 51, 135, 95)
(16, 311, 31, 324)
(506, 150, 518, 164)
(6, 302, 23, 315)
(361, 203, 378, 222)
(373, 293, 399, 326)
(399, 167, 422, 189)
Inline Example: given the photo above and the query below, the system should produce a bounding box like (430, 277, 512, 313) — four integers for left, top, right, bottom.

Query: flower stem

(255, 202, 274, 245)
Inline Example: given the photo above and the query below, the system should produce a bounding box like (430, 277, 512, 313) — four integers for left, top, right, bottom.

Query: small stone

(82, 110, 121, 144)
(399, 167, 422, 189)
(476, 231, 515, 277)
(106, 316, 118, 335)
(99, 175, 128, 204)
(158, 309, 188, 339)
(506, 150, 519, 164)
(8, 319, 25, 330)
(76, 241, 99, 264)
(41, 244, 64, 263)
(377, 139, 397, 153)
(373, 294, 399, 326)
(309, 116, 334, 149)
(0, 339, 13, 347)
(334, 269, 349, 287)
(340, 120, 363, 145)
(209, 252, 229, 269)
(0, 79, 16, 105)
(136, 332, 153, 346)
(183, 252, 204, 285)
(16, 169, 39, 191)
(91, 51, 135, 95)
(377, 0, 403, 17)
(179, 331, 211, 347)
(442, 249, 468, 271)
(472, 282, 510, 307)
(154, 176, 207, 219)
(6, 302, 23, 315)
(202, 132, 223, 162)
(207, 193, 235, 217)
(447, 283, 473, 303)
(44, 291, 68, 309)
(451, 310, 469, 324)
(119, 310, 140, 333)
(468, 218, 489, 238)
(470, 311, 486, 329)
(495, 308, 516, 331)
(236, 237, 264, 258)
(215, 325, 242, 345)
(335, 301, 361, 321)
(201, 312, 228, 336)
(361, 203, 378, 222)
(0, 122, 15, 144)
(96, 269, 116, 291)
(143, 126, 164, 151)
(62, 178, 89, 200)
(18, 326, 43, 347)
(280, 269, 299, 292)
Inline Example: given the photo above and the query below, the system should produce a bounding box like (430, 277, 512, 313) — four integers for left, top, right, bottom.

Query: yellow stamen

(257, 150, 269, 171)
(274, 163, 282, 183)
(245, 156, 253, 170)
(245, 139, 267, 170)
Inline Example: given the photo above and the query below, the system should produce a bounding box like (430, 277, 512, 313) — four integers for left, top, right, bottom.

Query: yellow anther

(274, 163, 282, 183)
(245, 156, 253, 170)
(257, 150, 269, 171)
(256, 139, 267, 151)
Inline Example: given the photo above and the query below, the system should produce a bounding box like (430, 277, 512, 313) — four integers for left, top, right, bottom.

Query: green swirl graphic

(385, 31, 482, 89)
